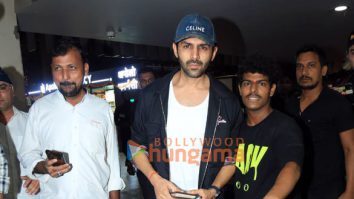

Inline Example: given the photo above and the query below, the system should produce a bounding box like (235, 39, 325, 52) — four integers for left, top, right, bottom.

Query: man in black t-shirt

(234, 61, 304, 198)
(285, 45, 354, 199)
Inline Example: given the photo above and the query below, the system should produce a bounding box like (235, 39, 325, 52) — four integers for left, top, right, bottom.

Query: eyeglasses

(0, 83, 11, 92)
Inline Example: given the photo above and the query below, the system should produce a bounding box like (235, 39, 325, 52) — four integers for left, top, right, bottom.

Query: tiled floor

(120, 153, 144, 199)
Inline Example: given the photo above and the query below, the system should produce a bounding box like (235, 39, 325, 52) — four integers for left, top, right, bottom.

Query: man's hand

(45, 159, 71, 178)
(22, 176, 40, 194)
(109, 190, 120, 199)
(21, 176, 40, 195)
(188, 189, 215, 199)
(34, 159, 72, 178)
(150, 174, 181, 199)
(338, 191, 354, 199)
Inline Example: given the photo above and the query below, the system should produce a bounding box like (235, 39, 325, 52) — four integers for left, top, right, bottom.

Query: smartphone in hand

(45, 150, 70, 167)
(170, 192, 200, 199)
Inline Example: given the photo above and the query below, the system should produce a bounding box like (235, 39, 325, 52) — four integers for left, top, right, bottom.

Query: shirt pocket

(79, 118, 107, 155)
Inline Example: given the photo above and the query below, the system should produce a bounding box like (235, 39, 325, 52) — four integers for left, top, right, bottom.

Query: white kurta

(19, 91, 125, 199)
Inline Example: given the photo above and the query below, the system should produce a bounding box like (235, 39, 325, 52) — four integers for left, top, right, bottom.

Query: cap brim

(175, 32, 215, 45)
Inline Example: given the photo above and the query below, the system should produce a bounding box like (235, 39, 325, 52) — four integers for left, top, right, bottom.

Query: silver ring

(57, 171, 62, 177)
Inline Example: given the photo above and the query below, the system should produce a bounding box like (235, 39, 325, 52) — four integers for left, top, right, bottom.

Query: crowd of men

(0, 13, 353, 199)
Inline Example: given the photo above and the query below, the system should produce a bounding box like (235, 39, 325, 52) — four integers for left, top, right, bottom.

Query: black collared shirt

(285, 87, 354, 198)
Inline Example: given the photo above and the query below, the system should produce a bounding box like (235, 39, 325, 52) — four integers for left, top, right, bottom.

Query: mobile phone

(170, 192, 200, 199)
(45, 150, 70, 166)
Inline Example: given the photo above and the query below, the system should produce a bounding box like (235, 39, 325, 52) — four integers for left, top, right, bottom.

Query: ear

(270, 83, 277, 97)
(172, 43, 178, 58)
(10, 85, 15, 97)
(321, 65, 328, 76)
(210, 46, 218, 61)
(238, 84, 242, 96)
(84, 63, 89, 76)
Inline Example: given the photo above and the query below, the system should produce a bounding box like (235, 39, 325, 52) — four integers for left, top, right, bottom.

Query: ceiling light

(334, 5, 348, 12)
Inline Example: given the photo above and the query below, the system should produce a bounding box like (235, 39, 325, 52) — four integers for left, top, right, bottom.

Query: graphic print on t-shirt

(235, 143, 268, 192)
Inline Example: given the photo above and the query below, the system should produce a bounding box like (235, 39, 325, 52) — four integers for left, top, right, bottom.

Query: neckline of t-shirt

(245, 110, 276, 128)
(169, 81, 209, 109)
(297, 87, 327, 115)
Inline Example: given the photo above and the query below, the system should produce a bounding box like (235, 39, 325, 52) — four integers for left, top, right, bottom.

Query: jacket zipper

(199, 99, 221, 188)
(159, 94, 171, 181)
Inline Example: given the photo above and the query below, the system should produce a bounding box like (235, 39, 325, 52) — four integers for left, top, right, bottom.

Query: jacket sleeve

(226, 96, 244, 166)
(128, 92, 148, 160)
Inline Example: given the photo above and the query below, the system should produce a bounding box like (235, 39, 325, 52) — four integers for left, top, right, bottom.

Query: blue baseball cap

(0, 67, 12, 85)
(174, 14, 216, 45)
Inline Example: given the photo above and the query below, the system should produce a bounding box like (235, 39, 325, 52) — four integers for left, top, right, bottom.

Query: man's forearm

(109, 190, 120, 199)
(211, 165, 236, 188)
(340, 129, 354, 197)
(264, 162, 301, 199)
(133, 152, 160, 185)
(344, 146, 354, 195)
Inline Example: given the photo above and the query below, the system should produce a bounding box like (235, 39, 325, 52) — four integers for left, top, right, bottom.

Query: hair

(344, 31, 354, 71)
(139, 67, 155, 76)
(238, 56, 279, 85)
(347, 31, 354, 51)
(295, 45, 327, 67)
(51, 39, 87, 63)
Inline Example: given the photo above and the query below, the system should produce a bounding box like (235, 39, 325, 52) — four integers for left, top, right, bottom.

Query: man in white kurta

(19, 40, 125, 199)
(20, 91, 125, 198)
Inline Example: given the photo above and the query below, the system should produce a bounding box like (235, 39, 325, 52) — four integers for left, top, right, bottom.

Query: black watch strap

(209, 185, 221, 197)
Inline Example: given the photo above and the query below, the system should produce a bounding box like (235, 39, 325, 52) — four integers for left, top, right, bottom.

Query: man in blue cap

(0, 68, 40, 199)
(130, 14, 243, 199)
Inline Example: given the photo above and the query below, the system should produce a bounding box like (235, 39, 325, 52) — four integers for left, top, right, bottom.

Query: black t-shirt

(234, 110, 304, 199)
(285, 87, 354, 198)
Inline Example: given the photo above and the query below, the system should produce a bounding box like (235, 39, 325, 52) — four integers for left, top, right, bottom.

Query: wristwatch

(208, 185, 221, 197)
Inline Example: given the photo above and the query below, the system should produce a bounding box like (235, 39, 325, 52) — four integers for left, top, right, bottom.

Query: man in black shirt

(286, 45, 354, 199)
(233, 61, 304, 199)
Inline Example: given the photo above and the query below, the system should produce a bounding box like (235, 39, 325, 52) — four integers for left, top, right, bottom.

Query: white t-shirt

(166, 82, 209, 191)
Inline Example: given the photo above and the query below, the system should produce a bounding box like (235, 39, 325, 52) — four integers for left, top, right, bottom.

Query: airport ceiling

(15, 0, 354, 63)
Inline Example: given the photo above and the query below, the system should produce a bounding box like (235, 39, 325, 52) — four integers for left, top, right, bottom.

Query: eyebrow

(179, 41, 209, 46)
(179, 41, 190, 45)
(242, 79, 269, 82)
